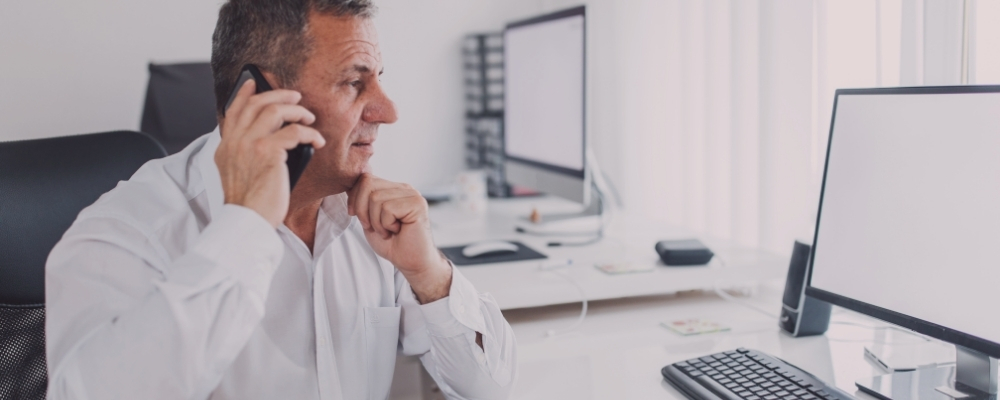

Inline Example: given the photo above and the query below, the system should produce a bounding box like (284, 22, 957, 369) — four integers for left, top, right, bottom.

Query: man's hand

(347, 174, 452, 303)
(216, 80, 326, 227)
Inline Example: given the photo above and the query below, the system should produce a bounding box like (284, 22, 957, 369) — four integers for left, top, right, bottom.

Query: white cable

(827, 320, 933, 343)
(543, 268, 588, 338)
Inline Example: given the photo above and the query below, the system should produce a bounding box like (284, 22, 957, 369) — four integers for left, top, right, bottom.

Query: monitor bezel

(502, 5, 587, 180)
(805, 84, 1000, 358)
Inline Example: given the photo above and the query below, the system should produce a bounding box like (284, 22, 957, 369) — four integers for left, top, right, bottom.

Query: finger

(236, 89, 305, 131)
(369, 188, 391, 239)
(267, 124, 326, 150)
(223, 79, 256, 132)
(370, 188, 418, 238)
(350, 174, 374, 230)
(247, 104, 316, 137)
(379, 198, 415, 235)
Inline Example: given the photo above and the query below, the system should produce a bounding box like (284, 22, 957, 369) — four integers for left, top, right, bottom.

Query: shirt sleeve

(45, 204, 284, 400)
(396, 264, 517, 400)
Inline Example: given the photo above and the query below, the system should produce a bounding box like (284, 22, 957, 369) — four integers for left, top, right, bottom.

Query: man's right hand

(215, 79, 325, 227)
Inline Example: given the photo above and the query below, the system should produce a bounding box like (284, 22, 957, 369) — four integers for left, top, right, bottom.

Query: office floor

(387, 279, 929, 399)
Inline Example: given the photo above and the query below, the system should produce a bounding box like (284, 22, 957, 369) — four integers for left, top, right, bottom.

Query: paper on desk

(594, 261, 655, 274)
(662, 319, 731, 336)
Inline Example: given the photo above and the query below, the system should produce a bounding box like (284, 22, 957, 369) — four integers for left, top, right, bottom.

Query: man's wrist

(406, 255, 453, 304)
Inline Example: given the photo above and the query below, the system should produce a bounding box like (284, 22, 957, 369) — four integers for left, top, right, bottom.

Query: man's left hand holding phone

(215, 64, 325, 228)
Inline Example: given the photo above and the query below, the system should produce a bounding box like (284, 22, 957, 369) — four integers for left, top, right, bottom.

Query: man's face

(292, 13, 397, 193)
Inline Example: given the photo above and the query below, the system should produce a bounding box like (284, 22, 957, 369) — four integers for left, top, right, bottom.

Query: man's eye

(350, 80, 363, 88)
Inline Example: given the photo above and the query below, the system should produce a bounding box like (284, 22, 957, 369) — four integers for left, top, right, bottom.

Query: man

(44, 1, 516, 399)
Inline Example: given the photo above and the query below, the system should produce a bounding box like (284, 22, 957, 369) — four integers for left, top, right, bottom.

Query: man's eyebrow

(335, 64, 383, 77)
(345, 64, 374, 74)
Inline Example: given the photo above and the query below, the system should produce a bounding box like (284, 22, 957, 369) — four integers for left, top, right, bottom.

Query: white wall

(0, 0, 222, 142)
(0, 0, 540, 189)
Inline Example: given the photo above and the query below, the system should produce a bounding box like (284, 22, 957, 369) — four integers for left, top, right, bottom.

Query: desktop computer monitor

(806, 86, 1000, 398)
(503, 6, 589, 205)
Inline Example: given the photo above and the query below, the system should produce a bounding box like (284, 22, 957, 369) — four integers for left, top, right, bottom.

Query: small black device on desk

(655, 239, 714, 266)
(662, 348, 854, 400)
(224, 64, 313, 189)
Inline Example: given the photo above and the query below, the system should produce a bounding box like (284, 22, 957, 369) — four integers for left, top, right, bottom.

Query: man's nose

(362, 83, 398, 124)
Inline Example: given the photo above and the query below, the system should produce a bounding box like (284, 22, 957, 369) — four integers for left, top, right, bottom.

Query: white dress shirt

(44, 129, 517, 400)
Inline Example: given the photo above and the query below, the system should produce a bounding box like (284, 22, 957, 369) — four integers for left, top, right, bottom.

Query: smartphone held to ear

(224, 64, 313, 189)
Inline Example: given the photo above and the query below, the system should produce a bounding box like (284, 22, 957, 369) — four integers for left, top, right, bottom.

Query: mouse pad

(439, 241, 547, 266)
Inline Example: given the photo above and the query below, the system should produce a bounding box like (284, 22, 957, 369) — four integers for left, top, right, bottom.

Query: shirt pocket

(363, 306, 401, 400)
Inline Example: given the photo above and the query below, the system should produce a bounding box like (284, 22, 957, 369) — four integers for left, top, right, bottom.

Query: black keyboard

(661, 348, 854, 400)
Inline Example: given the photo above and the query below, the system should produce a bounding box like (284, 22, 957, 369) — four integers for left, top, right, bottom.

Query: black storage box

(655, 239, 714, 266)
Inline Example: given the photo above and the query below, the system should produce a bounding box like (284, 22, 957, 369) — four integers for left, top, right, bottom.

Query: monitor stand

(514, 192, 603, 235)
(857, 345, 998, 400)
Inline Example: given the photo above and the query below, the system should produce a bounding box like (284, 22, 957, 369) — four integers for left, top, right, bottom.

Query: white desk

(501, 282, 898, 399)
(430, 196, 788, 310)
(383, 198, 964, 399)
(389, 279, 938, 399)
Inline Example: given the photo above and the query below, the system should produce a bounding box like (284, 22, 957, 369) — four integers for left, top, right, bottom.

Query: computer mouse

(461, 241, 519, 258)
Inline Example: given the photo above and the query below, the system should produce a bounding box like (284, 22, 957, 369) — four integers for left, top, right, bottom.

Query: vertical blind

(608, 0, 972, 256)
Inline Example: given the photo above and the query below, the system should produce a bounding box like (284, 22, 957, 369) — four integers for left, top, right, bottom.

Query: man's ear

(261, 70, 281, 89)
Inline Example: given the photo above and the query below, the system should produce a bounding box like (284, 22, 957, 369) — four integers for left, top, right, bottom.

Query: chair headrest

(0, 131, 165, 305)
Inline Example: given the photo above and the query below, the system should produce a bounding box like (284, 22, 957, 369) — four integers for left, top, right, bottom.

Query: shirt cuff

(418, 264, 487, 338)
(189, 204, 284, 298)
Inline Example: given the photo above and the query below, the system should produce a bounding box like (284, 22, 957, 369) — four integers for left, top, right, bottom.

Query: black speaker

(779, 241, 831, 337)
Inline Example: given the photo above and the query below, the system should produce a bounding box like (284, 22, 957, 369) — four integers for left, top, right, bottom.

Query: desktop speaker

(779, 241, 831, 337)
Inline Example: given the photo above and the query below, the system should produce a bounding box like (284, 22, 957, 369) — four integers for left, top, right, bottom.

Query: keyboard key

(737, 348, 749, 353)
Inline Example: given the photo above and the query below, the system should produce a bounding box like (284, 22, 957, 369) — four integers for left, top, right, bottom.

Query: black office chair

(0, 131, 166, 400)
(140, 62, 219, 154)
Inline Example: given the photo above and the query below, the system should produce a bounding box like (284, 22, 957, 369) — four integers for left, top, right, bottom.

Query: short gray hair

(210, 0, 377, 115)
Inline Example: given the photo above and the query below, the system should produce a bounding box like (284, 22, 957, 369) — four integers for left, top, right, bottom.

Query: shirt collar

(196, 126, 225, 220)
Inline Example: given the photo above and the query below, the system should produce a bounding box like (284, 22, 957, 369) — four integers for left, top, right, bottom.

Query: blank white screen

(811, 92, 1000, 344)
(504, 14, 584, 171)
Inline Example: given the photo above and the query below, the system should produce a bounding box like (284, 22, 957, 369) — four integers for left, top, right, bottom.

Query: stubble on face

(291, 13, 395, 194)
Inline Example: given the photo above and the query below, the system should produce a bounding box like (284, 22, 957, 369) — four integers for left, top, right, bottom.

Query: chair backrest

(0, 131, 165, 400)
(140, 62, 218, 154)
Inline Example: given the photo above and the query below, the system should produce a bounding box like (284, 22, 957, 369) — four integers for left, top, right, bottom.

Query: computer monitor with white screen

(503, 6, 588, 205)
(806, 86, 1000, 399)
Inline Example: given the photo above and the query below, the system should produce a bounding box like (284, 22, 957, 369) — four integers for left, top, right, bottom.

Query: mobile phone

(224, 64, 313, 189)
